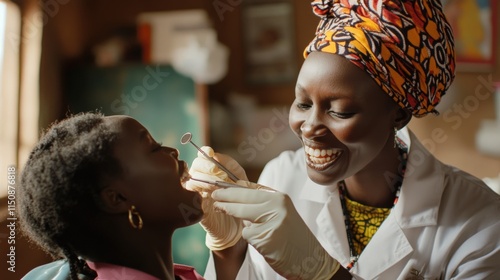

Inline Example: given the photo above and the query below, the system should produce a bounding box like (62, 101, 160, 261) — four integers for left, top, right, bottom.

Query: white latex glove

(212, 181, 341, 280)
(185, 146, 248, 251)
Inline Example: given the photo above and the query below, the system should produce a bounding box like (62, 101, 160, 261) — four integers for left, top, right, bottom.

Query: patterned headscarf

(304, 0, 456, 117)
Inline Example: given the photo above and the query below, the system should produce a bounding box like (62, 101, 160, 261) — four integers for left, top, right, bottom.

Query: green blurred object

(65, 64, 209, 275)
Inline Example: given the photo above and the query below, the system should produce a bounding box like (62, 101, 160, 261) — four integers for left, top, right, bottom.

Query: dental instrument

(189, 177, 245, 189)
(180, 132, 240, 182)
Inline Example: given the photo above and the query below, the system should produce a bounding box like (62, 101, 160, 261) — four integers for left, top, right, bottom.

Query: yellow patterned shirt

(345, 195, 392, 256)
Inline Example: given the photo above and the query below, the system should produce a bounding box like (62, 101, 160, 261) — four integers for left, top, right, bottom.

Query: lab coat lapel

(295, 129, 445, 277)
(351, 131, 444, 278)
(351, 215, 413, 278)
(396, 131, 444, 228)
(300, 179, 352, 265)
(316, 192, 352, 266)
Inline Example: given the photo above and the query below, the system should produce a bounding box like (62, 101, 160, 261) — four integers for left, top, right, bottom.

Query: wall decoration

(442, 0, 497, 71)
(242, 1, 296, 84)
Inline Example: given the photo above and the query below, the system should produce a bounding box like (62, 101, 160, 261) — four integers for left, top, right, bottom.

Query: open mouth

(179, 161, 191, 187)
(304, 145, 342, 170)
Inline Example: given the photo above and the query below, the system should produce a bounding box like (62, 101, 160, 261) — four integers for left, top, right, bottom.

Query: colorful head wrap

(304, 0, 456, 117)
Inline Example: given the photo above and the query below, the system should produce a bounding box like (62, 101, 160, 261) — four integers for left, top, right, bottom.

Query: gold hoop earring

(128, 205, 143, 230)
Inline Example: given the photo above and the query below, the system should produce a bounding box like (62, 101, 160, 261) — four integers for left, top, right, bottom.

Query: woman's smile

(303, 143, 343, 171)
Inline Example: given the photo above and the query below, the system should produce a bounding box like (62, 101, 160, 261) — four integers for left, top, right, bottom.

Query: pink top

(87, 261, 205, 280)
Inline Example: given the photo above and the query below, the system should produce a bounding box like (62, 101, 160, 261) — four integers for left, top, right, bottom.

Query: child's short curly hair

(19, 112, 123, 279)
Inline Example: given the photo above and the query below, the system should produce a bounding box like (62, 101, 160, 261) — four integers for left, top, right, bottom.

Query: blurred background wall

(1, 0, 499, 279)
(35, 0, 500, 180)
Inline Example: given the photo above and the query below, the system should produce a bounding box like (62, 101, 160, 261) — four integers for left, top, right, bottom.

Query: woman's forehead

(300, 52, 373, 83)
(297, 52, 386, 101)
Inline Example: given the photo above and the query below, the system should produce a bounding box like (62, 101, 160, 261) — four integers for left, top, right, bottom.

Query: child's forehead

(102, 116, 155, 149)
(104, 116, 145, 133)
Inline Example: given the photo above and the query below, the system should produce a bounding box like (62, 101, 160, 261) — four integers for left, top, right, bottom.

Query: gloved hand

(212, 181, 341, 280)
(185, 146, 248, 251)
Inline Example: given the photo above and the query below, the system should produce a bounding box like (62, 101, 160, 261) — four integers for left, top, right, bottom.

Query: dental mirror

(180, 132, 194, 146)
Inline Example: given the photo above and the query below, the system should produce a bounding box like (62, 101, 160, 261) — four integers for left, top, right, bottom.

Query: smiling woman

(188, 1, 500, 279)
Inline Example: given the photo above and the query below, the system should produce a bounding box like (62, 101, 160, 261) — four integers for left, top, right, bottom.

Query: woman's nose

(300, 112, 329, 138)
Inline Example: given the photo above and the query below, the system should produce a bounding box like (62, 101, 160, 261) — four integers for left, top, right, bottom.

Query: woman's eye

(296, 103, 311, 110)
(328, 111, 355, 119)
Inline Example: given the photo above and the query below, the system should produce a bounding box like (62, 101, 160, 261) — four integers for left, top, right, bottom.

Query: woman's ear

(99, 185, 129, 214)
(394, 108, 412, 130)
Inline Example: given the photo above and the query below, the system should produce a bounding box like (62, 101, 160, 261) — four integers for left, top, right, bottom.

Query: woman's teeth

(304, 146, 342, 166)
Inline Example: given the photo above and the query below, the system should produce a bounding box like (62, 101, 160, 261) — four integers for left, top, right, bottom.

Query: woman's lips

(304, 145, 342, 171)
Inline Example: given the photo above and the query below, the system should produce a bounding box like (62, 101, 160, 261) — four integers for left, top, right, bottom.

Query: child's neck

(95, 230, 176, 279)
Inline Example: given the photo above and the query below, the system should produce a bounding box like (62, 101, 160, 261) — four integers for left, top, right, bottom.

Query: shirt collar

(86, 262, 203, 280)
(87, 261, 160, 280)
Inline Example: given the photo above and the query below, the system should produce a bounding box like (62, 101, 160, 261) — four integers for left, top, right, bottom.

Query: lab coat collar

(351, 215, 413, 277)
(352, 130, 445, 278)
(395, 130, 445, 228)
(316, 192, 352, 265)
(298, 173, 349, 263)
(298, 128, 445, 277)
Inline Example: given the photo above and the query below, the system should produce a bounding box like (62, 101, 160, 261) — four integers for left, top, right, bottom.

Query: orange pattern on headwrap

(304, 0, 456, 117)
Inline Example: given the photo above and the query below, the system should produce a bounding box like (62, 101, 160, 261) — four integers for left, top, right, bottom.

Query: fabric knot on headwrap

(305, 0, 456, 117)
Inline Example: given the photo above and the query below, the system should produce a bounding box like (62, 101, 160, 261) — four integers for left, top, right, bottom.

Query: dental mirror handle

(190, 177, 244, 189)
(181, 132, 240, 182)
(209, 180, 245, 189)
(199, 151, 240, 182)
(189, 177, 275, 192)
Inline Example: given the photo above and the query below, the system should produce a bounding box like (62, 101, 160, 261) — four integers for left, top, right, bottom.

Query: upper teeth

(304, 145, 342, 165)
(305, 146, 336, 157)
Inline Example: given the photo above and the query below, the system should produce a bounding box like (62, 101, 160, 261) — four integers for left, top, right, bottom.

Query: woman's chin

(306, 169, 341, 186)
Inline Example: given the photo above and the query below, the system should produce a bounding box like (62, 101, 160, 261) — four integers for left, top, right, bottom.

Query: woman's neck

(344, 145, 404, 208)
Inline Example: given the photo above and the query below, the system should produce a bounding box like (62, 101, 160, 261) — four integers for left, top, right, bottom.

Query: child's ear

(99, 186, 128, 214)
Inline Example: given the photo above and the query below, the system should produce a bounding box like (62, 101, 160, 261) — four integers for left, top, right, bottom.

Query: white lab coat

(204, 129, 500, 280)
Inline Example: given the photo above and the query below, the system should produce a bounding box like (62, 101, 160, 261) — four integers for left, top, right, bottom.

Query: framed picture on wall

(442, 0, 497, 71)
(242, 0, 296, 85)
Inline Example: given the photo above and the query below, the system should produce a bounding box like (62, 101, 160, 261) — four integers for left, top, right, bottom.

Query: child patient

(19, 112, 205, 280)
